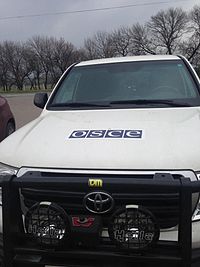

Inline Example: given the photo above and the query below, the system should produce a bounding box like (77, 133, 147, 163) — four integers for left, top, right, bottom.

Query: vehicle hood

(0, 107, 200, 171)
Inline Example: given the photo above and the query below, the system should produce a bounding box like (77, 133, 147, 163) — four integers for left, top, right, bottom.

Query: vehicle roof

(76, 55, 180, 67)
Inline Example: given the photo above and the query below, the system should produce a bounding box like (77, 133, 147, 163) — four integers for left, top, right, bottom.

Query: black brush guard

(1, 172, 200, 267)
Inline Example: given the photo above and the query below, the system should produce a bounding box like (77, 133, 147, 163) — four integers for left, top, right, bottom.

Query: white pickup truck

(0, 55, 200, 267)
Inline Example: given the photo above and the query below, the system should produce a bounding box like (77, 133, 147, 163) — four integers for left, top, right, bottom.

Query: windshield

(48, 60, 200, 109)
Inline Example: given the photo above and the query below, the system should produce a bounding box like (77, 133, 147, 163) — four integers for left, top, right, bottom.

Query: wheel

(5, 121, 15, 137)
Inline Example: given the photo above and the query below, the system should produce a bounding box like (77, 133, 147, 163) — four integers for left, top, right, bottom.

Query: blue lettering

(105, 130, 124, 138)
(69, 130, 89, 138)
(69, 130, 143, 139)
(87, 130, 106, 138)
(124, 130, 142, 138)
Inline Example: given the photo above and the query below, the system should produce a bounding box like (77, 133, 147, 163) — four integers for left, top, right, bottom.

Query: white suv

(0, 55, 200, 267)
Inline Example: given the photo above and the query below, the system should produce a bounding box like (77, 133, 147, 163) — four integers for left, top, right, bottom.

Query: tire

(5, 121, 15, 138)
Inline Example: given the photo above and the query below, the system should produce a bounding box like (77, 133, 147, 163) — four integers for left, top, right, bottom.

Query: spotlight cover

(108, 205, 160, 250)
(25, 202, 70, 246)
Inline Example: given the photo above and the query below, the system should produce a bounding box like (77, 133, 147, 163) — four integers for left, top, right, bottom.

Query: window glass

(51, 60, 199, 107)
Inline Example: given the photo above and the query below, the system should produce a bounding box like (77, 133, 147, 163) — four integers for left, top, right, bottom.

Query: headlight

(0, 162, 18, 176)
(0, 163, 18, 205)
(192, 172, 200, 222)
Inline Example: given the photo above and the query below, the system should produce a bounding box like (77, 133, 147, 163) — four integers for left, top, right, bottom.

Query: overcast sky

(0, 0, 199, 47)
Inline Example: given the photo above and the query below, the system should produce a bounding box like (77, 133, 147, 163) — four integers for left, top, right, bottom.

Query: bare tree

(27, 36, 83, 89)
(2, 41, 31, 90)
(28, 36, 54, 89)
(147, 8, 188, 54)
(0, 44, 12, 91)
(49, 38, 77, 85)
(22, 44, 43, 90)
(180, 5, 200, 63)
(191, 5, 200, 32)
(84, 31, 116, 59)
(83, 39, 97, 60)
(129, 23, 157, 55)
(53, 38, 75, 73)
(111, 27, 131, 57)
(73, 48, 87, 62)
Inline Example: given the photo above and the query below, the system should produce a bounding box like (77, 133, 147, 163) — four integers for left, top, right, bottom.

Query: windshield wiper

(50, 102, 111, 108)
(110, 99, 192, 107)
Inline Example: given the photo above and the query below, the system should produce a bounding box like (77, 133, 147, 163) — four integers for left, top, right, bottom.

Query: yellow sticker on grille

(88, 179, 103, 187)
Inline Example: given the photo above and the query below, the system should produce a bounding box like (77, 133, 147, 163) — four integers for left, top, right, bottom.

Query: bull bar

(0, 172, 200, 267)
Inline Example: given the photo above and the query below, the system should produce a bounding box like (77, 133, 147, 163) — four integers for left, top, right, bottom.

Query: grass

(0, 86, 53, 95)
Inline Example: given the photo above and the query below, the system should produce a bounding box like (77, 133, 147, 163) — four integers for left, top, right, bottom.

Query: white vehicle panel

(0, 107, 200, 170)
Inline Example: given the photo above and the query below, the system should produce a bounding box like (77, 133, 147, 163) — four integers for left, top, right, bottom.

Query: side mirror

(34, 93, 48, 109)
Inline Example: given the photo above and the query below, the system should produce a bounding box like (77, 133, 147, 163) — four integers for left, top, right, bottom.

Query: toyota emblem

(83, 192, 114, 214)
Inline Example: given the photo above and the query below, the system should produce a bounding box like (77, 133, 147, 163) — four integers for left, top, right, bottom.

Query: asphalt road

(6, 94, 41, 129)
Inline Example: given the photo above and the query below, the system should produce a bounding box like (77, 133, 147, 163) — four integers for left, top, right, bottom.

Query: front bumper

(1, 172, 200, 267)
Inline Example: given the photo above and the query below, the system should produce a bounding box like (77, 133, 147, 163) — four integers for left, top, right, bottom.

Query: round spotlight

(25, 202, 70, 246)
(108, 205, 160, 250)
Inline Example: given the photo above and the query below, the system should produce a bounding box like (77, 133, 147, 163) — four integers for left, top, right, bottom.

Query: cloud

(0, 0, 198, 46)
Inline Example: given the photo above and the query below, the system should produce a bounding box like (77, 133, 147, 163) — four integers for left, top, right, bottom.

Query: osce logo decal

(69, 130, 142, 139)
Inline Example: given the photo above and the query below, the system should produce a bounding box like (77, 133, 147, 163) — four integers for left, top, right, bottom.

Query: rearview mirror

(34, 93, 48, 109)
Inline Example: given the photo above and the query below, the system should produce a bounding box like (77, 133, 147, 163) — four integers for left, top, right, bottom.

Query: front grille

(22, 188, 86, 212)
(114, 192, 179, 228)
(21, 188, 179, 229)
